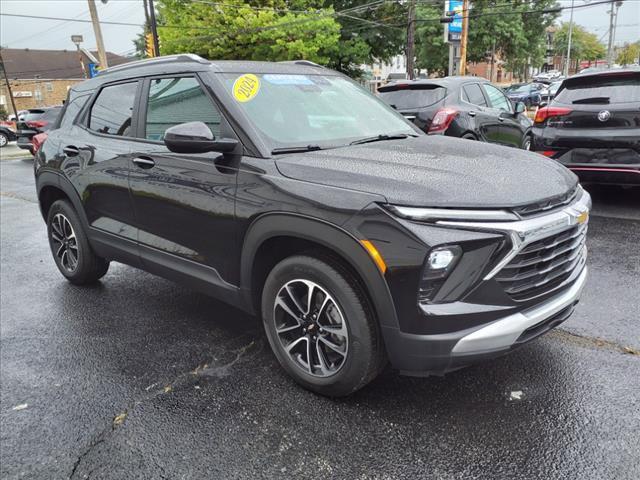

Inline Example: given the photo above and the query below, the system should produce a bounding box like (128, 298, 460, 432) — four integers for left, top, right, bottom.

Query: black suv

(532, 69, 640, 186)
(35, 55, 590, 396)
(378, 77, 533, 150)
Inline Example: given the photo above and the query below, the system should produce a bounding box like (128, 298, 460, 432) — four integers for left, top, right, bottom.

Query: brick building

(0, 48, 132, 115)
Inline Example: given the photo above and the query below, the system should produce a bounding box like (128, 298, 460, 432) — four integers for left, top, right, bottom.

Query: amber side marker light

(360, 240, 387, 274)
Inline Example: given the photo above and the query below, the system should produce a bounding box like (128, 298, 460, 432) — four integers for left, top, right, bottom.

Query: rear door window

(555, 74, 640, 104)
(143, 77, 222, 141)
(462, 84, 488, 107)
(88, 82, 138, 136)
(378, 86, 446, 109)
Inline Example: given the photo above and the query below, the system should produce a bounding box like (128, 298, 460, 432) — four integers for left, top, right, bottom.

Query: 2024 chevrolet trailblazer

(34, 56, 590, 396)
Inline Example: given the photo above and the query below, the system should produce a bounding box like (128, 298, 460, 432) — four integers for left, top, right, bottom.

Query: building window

(45, 82, 54, 92)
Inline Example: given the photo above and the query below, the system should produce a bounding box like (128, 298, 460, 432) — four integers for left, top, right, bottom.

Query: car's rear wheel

(261, 254, 386, 396)
(47, 200, 109, 284)
(0, 132, 8, 148)
(522, 134, 532, 151)
(462, 133, 477, 141)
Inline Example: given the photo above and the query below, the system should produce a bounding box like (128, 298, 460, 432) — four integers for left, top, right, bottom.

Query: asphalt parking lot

(1, 156, 638, 479)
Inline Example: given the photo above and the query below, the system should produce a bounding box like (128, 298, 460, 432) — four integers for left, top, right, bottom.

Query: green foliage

(553, 22, 606, 62)
(0, 104, 8, 121)
(157, 0, 341, 65)
(616, 41, 640, 66)
(414, 0, 559, 77)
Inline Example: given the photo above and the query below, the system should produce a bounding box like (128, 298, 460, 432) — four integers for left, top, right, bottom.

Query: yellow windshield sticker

(233, 74, 260, 102)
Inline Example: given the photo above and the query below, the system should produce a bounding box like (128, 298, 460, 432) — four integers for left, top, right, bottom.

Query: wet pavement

(1, 158, 638, 479)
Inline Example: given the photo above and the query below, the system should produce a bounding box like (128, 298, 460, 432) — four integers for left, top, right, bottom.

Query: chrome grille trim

(437, 188, 591, 289)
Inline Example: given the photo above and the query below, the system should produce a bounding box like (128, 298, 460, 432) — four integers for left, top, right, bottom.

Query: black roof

(72, 55, 335, 93)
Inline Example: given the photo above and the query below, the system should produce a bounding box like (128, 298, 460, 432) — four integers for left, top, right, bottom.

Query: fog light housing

(419, 246, 462, 303)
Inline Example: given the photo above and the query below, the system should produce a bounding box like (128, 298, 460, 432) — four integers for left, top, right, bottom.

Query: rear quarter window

(378, 86, 446, 109)
(555, 74, 640, 104)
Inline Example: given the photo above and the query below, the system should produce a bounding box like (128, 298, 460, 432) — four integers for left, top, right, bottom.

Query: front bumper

(384, 267, 587, 375)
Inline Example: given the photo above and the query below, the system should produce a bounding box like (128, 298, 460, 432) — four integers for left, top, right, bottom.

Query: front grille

(496, 223, 588, 302)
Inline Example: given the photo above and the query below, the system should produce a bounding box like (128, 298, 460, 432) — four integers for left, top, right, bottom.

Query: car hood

(274, 136, 578, 208)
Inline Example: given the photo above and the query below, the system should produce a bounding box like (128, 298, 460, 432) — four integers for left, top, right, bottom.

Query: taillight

(26, 120, 48, 128)
(32, 133, 48, 154)
(534, 107, 572, 125)
(540, 150, 558, 158)
(428, 108, 458, 133)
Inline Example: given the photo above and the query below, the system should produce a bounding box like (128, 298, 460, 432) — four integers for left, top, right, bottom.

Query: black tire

(522, 134, 532, 151)
(261, 254, 386, 396)
(47, 200, 109, 285)
(462, 133, 477, 141)
(0, 132, 8, 148)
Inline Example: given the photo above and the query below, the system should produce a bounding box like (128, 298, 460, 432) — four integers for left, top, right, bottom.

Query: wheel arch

(240, 213, 399, 332)
(36, 172, 90, 229)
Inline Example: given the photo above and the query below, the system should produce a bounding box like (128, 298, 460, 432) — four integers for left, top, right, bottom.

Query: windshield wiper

(572, 97, 610, 104)
(349, 133, 415, 146)
(271, 145, 322, 155)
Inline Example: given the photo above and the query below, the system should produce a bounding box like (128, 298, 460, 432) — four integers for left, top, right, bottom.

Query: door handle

(498, 117, 505, 122)
(63, 145, 80, 156)
(132, 156, 155, 169)
(468, 111, 477, 117)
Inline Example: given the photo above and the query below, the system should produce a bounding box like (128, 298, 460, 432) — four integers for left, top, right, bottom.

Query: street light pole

(406, 0, 416, 79)
(564, 0, 575, 76)
(87, 0, 109, 68)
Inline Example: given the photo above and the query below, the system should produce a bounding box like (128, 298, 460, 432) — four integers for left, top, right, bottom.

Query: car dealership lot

(1, 158, 638, 479)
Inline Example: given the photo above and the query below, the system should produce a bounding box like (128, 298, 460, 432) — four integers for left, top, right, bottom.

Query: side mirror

(514, 102, 526, 114)
(164, 121, 238, 154)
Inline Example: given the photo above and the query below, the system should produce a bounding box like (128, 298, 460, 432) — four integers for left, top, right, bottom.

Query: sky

(0, 0, 638, 57)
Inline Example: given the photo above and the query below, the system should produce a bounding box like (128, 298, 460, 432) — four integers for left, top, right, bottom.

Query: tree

(414, 0, 559, 77)
(616, 41, 640, 66)
(324, 0, 407, 76)
(156, 0, 341, 65)
(553, 22, 606, 63)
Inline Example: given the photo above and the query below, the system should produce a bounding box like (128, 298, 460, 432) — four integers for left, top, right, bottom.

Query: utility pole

(459, 0, 469, 75)
(606, 0, 616, 67)
(406, 0, 416, 79)
(0, 49, 19, 118)
(490, 39, 496, 82)
(564, 0, 575, 76)
(609, 1, 623, 66)
(87, 0, 109, 68)
(148, 0, 161, 57)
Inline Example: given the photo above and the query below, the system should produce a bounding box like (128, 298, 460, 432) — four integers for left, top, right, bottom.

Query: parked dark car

(16, 107, 62, 154)
(505, 82, 544, 107)
(0, 124, 17, 148)
(532, 69, 640, 186)
(378, 77, 533, 150)
(35, 55, 590, 396)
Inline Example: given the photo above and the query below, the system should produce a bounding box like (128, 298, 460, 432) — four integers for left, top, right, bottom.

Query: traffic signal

(145, 32, 156, 58)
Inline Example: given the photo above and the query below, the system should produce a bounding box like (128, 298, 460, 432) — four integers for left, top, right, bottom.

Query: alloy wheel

(50, 213, 79, 273)
(0, 133, 7, 147)
(273, 279, 349, 378)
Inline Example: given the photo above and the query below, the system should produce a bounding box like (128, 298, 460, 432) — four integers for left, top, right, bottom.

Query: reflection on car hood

(275, 136, 577, 208)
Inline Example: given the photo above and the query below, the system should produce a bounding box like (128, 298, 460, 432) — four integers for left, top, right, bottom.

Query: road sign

(88, 63, 100, 78)
(444, 0, 463, 43)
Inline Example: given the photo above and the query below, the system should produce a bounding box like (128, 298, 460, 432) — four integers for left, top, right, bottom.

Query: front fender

(239, 212, 400, 332)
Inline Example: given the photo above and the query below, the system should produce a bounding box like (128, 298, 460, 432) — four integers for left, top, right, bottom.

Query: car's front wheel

(47, 200, 110, 284)
(262, 254, 386, 396)
(0, 132, 8, 148)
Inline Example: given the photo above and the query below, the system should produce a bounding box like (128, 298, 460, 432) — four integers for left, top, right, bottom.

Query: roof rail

(278, 60, 325, 69)
(99, 54, 209, 75)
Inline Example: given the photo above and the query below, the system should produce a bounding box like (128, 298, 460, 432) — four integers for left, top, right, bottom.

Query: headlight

(419, 245, 462, 303)
(384, 205, 518, 222)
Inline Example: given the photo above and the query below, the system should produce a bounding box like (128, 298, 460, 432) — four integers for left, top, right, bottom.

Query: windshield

(221, 73, 417, 150)
(378, 86, 446, 110)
